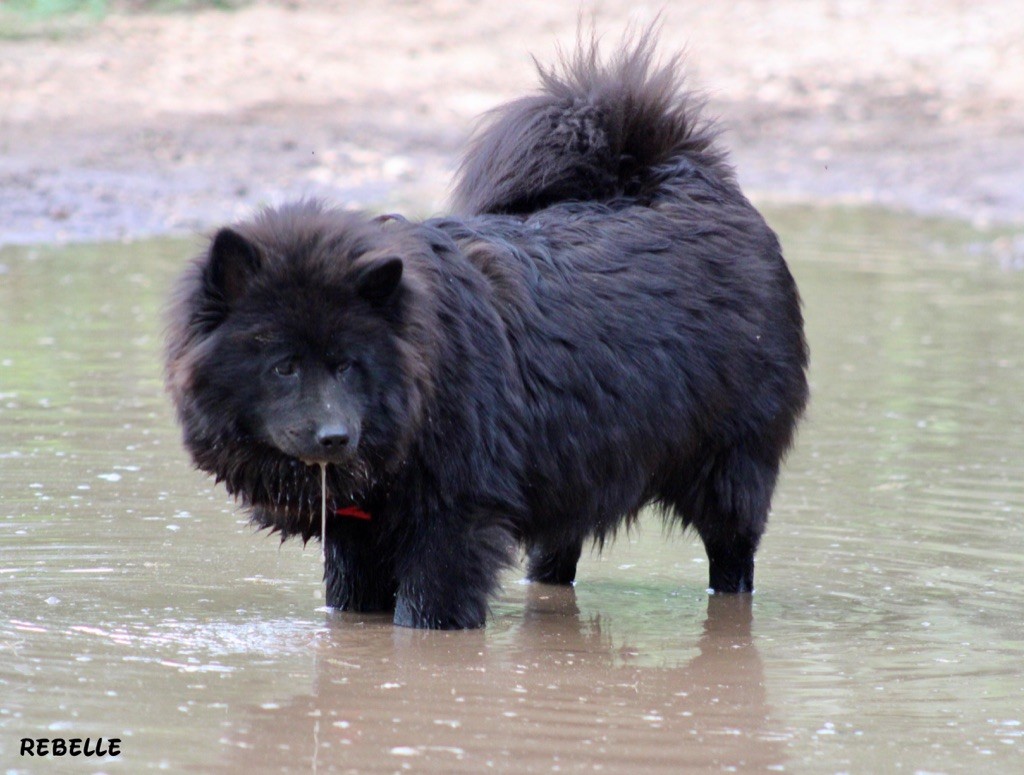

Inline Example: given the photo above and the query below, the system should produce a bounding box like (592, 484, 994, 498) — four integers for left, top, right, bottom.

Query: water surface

(1, 208, 1023, 772)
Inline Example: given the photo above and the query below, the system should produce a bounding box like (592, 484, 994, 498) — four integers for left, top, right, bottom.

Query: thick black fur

(165, 32, 808, 629)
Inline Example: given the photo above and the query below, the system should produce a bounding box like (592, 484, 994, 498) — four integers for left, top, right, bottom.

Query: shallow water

(2, 208, 1023, 772)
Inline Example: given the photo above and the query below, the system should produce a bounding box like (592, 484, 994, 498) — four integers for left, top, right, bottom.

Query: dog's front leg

(323, 521, 397, 612)
(393, 516, 512, 630)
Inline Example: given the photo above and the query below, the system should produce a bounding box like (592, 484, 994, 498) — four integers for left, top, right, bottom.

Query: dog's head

(165, 201, 438, 526)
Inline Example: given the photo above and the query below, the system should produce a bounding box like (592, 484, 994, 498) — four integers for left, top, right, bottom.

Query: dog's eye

(335, 359, 353, 376)
(273, 358, 299, 378)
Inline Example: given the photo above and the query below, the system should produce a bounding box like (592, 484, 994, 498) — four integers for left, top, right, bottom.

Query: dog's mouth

(276, 440, 359, 468)
(300, 456, 337, 467)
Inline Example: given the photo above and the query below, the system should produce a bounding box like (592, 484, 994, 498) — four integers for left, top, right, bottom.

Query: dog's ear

(354, 257, 404, 303)
(207, 228, 261, 304)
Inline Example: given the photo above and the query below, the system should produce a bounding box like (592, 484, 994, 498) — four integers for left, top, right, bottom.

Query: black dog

(165, 33, 809, 629)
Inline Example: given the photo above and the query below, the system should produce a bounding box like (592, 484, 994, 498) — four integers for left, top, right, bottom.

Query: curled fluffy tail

(452, 29, 729, 216)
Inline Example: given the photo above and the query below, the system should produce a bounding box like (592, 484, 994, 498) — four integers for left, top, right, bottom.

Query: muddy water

(2, 208, 1023, 772)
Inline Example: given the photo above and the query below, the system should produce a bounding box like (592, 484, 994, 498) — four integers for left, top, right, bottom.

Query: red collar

(336, 505, 372, 521)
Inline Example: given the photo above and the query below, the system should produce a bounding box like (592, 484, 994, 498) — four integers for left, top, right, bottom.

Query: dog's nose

(317, 425, 350, 449)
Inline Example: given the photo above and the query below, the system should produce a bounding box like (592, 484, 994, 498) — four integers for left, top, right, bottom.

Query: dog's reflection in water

(220, 590, 781, 772)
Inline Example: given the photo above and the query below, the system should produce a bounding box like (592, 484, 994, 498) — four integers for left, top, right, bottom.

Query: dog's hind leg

(671, 442, 780, 594)
(704, 532, 758, 594)
(526, 540, 583, 585)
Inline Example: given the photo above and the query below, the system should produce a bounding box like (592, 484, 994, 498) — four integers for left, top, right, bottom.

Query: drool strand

(320, 462, 327, 564)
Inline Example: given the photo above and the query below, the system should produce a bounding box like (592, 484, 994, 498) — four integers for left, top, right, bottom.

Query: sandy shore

(2, 0, 1023, 245)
